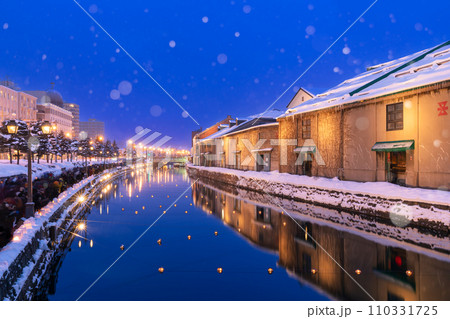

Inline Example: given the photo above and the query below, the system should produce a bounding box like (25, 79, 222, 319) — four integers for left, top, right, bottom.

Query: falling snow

(110, 89, 120, 100)
(150, 105, 162, 117)
(342, 46, 351, 55)
(305, 25, 316, 35)
(217, 53, 228, 64)
(118, 81, 132, 96)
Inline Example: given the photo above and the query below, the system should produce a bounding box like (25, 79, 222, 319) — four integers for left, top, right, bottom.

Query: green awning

(371, 140, 414, 152)
(294, 146, 316, 153)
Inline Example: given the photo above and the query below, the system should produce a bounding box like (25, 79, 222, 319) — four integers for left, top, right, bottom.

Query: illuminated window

(386, 102, 403, 131)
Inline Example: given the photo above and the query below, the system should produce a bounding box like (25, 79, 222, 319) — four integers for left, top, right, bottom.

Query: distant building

(63, 102, 80, 139)
(0, 84, 37, 123)
(25, 89, 65, 107)
(26, 89, 72, 135)
(285, 87, 314, 109)
(80, 119, 105, 139)
(193, 115, 234, 140)
(36, 103, 73, 135)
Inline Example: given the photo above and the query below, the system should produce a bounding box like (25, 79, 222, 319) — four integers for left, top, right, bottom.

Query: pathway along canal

(35, 166, 449, 301)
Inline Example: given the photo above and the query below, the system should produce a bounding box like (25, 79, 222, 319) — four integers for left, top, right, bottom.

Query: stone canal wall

(0, 166, 129, 301)
(187, 165, 450, 234)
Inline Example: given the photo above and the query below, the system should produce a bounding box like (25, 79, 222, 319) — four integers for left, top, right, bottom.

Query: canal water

(39, 167, 450, 301)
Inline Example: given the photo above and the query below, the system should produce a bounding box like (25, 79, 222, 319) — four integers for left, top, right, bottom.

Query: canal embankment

(187, 165, 450, 235)
(0, 165, 129, 300)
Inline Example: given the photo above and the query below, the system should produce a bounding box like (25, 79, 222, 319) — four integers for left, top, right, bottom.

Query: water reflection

(192, 182, 450, 301)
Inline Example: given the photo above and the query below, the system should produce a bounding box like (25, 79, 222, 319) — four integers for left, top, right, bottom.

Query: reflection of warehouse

(192, 183, 450, 301)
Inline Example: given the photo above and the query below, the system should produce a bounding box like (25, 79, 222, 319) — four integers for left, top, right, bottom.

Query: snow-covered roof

(246, 108, 284, 120)
(281, 41, 450, 118)
(198, 109, 283, 142)
(199, 124, 237, 141)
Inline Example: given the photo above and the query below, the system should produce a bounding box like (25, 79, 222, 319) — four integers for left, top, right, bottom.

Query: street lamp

(6, 122, 19, 134)
(41, 122, 51, 135)
(8, 120, 51, 218)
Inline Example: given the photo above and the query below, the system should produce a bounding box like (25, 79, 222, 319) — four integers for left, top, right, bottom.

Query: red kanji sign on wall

(438, 101, 448, 116)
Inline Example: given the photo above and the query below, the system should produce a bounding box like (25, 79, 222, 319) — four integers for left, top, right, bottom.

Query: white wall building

(0, 84, 37, 123)
(37, 103, 73, 135)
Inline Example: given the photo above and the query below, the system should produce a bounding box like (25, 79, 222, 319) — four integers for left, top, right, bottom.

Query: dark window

(255, 206, 271, 223)
(233, 198, 241, 213)
(302, 119, 311, 139)
(386, 102, 403, 131)
(295, 222, 314, 245)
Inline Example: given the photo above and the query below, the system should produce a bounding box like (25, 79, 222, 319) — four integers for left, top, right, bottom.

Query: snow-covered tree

(0, 120, 29, 164)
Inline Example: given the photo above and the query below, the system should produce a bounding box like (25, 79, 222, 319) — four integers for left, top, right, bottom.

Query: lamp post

(7, 120, 51, 218)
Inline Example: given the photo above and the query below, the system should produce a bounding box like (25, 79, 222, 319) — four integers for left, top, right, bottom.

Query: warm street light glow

(217, 268, 223, 274)
(158, 267, 164, 273)
(77, 223, 86, 231)
(78, 195, 85, 202)
(311, 268, 317, 275)
(120, 245, 125, 250)
(214, 231, 218, 236)
(98, 135, 104, 141)
(41, 121, 51, 135)
(13, 235, 20, 242)
(406, 270, 413, 277)
(65, 132, 72, 138)
(355, 269, 362, 275)
(6, 122, 18, 134)
(267, 268, 274, 274)
(187, 235, 191, 240)
(157, 239, 162, 245)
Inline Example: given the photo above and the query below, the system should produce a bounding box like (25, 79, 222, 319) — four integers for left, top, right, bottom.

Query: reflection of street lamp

(8, 120, 51, 218)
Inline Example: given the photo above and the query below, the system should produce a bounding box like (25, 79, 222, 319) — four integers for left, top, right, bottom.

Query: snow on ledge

(188, 165, 450, 206)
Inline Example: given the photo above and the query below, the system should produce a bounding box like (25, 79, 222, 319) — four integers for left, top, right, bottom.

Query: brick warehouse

(192, 42, 450, 190)
(278, 41, 450, 189)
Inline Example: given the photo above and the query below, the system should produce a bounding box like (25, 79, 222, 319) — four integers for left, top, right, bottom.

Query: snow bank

(188, 165, 450, 226)
(0, 174, 95, 276)
(0, 166, 126, 300)
(0, 160, 104, 179)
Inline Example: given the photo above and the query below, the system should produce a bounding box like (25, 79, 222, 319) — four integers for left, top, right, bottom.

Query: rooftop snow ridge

(433, 48, 450, 58)
(279, 41, 450, 118)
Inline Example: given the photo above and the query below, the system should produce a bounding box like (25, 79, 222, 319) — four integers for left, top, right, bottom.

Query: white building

(0, 84, 37, 123)
(36, 103, 73, 135)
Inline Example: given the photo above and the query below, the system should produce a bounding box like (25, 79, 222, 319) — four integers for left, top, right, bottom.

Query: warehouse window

(386, 102, 403, 131)
(302, 119, 311, 139)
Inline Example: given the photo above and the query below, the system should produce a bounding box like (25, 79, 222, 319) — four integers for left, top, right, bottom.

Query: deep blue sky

(0, 0, 448, 148)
